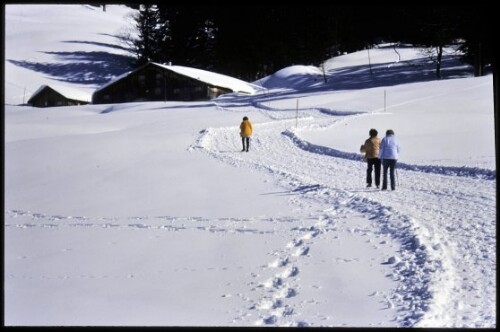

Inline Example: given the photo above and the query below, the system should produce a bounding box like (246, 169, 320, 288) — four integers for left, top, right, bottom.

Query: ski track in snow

(4, 209, 294, 235)
(187, 98, 496, 327)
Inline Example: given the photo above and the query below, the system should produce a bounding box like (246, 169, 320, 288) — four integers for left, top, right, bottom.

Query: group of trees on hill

(120, 5, 494, 81)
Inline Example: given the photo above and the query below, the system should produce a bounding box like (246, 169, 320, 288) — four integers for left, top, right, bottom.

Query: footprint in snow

(263, 315, 278, 325)
(293, 246, 309, 257)
(263, 277, 284, 288)
(280, 266, 299, 278)
(278, 287, 297, 298)
(257, 298, 281, 310)
(286, 239, 303, 248)
(268, 257, 289, 268)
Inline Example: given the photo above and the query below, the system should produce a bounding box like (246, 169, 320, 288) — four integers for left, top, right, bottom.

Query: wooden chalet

(92, 62, 257, 104)
(27, 84, 91, 107)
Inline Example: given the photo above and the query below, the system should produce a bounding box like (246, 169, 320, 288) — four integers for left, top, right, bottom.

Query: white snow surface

(254, 65, 324, 90)
(4, 4, 496, 328)
(322, 45, 428, 70)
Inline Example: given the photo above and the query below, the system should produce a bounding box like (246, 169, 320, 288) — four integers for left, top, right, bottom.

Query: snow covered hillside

(254, 44, 472, 91)
(4, 4, 496, 328)
(5, 4, 137, 105)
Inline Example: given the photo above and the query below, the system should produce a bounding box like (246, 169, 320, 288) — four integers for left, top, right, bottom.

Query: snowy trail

(4, 100, 494, 327)
(195, 99, 496, 327)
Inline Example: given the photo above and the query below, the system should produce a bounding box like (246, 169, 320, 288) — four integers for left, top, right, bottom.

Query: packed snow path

(192, 97, 497, 327)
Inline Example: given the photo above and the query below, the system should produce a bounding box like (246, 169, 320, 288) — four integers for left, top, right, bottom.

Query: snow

(4, 4, 496, 328)
(322, 44, 430, 70)
(254, 65, 324, 90)
(5, 4, 137, 105)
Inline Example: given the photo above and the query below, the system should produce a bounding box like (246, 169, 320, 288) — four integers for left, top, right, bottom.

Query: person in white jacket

(378, 129, 401, 190)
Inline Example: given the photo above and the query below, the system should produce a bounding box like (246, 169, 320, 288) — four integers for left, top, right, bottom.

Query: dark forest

(122, 5, 495, 81)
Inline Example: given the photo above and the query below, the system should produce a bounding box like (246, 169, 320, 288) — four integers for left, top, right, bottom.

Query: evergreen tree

(129, 5, 495, 81)
(154, 4, 174, 64)
(457, 5, 494, 76)
(415, 6, 462, 79)
(133, 4, 161, 66)
(157, 6, 217, 68)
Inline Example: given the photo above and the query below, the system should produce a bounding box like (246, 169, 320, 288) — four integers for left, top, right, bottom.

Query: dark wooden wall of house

(28, 87, 86, 107)
(92, 64, 231, 104)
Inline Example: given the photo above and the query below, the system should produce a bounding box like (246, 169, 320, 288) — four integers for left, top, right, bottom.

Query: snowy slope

(254, 44, 471, 91)
(4, 4, 496, 328)
(254, 65, 324, 90)
(5, 4, 137, 105)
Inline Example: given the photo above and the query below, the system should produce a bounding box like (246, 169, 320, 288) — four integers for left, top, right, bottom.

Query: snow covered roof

(154, 63, 260, 94)
(94, 62, 262, 95)
(30, 84, 92, 103)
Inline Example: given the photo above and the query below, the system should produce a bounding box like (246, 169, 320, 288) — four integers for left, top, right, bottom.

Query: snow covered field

(4, 5, 496, 327)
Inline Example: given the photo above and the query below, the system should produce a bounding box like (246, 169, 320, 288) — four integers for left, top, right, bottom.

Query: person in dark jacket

(239, 116, 253, 152)
(360, 128, 381, 188)
(378, 129, 401, 190)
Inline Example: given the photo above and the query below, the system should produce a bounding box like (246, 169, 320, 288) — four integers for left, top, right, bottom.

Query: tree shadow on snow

(8, 50, 135, 85)
(321, 55, 473, 91)
(251, 55, 475, 103)
(62, 40, 133, 53)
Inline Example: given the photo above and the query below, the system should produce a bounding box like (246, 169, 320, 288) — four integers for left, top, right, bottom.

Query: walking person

(379, 129, 401, 191)
(360, 128, 381, 188)
(239, 116, 253, 152)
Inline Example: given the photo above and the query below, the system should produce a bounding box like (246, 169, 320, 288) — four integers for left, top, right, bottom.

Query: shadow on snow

(8, 51, 135, 85)
(283, 130, 496, 181)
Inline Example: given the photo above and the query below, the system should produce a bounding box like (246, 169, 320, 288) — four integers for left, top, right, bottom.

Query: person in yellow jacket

(360, 128, 381, 188)
(239, 116, 253, 152)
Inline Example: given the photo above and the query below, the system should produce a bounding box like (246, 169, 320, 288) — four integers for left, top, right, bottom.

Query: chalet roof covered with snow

(156, 63, 261, 94)
(29, 84, 92, 103)
(95, 62, 262, 95)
